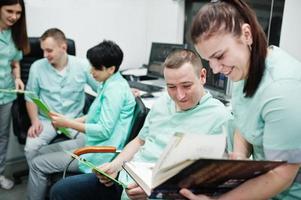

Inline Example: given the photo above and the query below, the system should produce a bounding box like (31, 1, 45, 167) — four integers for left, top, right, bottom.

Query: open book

(123, 132, 286, 199)
(0, 89, 70, 137)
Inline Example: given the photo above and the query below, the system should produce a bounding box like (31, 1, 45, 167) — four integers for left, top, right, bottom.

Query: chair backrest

(12, 37, 76, 144)
(127, 96, 149, 143)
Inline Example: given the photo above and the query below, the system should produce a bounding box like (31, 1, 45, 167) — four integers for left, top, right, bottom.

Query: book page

(156, 132, 226, 172)
(123, 161, 155, 196)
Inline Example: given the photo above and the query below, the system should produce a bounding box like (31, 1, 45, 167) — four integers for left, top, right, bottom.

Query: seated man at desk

(50, 48, 232, 200)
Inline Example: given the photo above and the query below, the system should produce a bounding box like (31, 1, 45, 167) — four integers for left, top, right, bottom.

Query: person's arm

(49, 111, 85, 133)
(95, 137, 145, 186)
(84, 83, 130, 141)
(11, 61, 24, 90)
(180, 163, 300, 200)
(74, 115, 86, 123)
(230, 129, 252, 159)
(26, 101, 43, 137)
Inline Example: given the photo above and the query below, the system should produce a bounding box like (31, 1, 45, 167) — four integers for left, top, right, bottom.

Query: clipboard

(65, 151, 128, 189)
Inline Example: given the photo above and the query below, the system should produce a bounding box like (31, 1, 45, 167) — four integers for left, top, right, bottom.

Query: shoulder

(152, 92, 171, 107)
(265, 46, 301, 81)
(30, 58, 49, 72)
(196, 92, 231, 120)
(103, 73, 133, 95)
(68, 55, 90, 69)
(200, 92, 228, 111)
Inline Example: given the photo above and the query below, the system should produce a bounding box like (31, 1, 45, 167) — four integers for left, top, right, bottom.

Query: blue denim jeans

(50, 173, 123, 200)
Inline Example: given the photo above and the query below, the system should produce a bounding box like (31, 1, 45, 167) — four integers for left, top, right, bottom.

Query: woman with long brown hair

(0, 0, 29, 190)
(181, 0, 301, 199)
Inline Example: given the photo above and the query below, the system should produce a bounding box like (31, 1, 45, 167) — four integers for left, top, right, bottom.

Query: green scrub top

(119, 91, 232, 199)
(232, 46, 301, 199)
(0, 29, 22, 104)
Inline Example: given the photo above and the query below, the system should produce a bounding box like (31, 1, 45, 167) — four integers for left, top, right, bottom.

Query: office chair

(61, 96, 149, 178)
(12, 37, 77, 184)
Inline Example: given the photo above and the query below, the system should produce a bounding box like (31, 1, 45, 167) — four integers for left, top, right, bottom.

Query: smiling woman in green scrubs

(0, 0, 29, 190)
(180, 0, 301, 199)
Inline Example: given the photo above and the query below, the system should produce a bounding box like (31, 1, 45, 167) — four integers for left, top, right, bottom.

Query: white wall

(279, 0, 301, 61)
(24, 0, 185, 69)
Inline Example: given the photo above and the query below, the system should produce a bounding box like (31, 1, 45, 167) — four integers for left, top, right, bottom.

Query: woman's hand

(49, 111, 70, 128)
(131, 88, 140, 97)
(179, 189, 216, 200)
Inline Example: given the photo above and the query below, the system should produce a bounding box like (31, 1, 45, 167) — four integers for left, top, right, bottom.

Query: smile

(8, 19, 17, 24)
(223, 66, 234, 76)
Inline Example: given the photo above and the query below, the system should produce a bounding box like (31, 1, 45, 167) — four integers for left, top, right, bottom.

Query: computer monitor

(147, 42, 185, 78)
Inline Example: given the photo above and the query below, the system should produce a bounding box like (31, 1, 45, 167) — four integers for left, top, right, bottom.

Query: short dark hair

(40, 28, 67, 44)
(164, 49, 203, 77)
(0, 0, 30, 54)
(190, 0, 267, 97)
(86, 40, 123, 73)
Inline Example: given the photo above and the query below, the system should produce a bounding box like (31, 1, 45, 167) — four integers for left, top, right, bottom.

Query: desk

(139, 90, 165, 109)
(86, 78, 231, 111)
(85, 82, 164, 109)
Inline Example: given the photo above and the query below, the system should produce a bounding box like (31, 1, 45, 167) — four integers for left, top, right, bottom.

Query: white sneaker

(0, 175, 14, 190)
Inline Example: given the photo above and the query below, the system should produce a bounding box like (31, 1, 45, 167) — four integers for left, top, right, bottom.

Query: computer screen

(147, 42, 185, 78)
(202, 60, 231, 98)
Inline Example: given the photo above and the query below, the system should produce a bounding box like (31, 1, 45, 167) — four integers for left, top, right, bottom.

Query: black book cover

(150, 158, 286, 199)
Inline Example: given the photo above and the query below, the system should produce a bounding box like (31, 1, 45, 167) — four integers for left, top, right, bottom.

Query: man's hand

(94, 162, 119, 187)
(126, 182, 148, 200)
(49, 111, 69, 128)
(15, 78, 24, 90)
(27, 119, 43, 138)
(179, 189, 216, 200)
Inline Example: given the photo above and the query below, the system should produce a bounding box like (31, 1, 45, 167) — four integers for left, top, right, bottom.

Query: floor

(0, 159, 28, 200)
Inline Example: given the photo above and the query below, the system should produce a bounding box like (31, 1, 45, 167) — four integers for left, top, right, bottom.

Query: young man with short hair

(50, 49, 232, 200)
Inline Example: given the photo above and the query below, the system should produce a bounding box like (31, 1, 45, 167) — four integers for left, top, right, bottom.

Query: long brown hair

(190, 0, 267, 97)
(0, 0, 30, 54)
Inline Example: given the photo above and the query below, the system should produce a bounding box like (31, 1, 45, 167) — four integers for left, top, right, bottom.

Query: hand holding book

(64, 151, 127, 189)
(0, 88, 70, 137)
(123, 132, 286, 199)
(93, 162, 120, 188)
(49, 112, 72, 130)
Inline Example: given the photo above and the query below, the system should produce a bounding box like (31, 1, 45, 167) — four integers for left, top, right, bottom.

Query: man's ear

(108, 66, 116, 74)
(241, 23, 253, 46)
(60, 42, 68, 51)
(199, 68, 206, 85)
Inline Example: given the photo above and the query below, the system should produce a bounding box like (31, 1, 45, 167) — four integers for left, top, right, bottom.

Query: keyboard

(128, 81, 163, 92)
